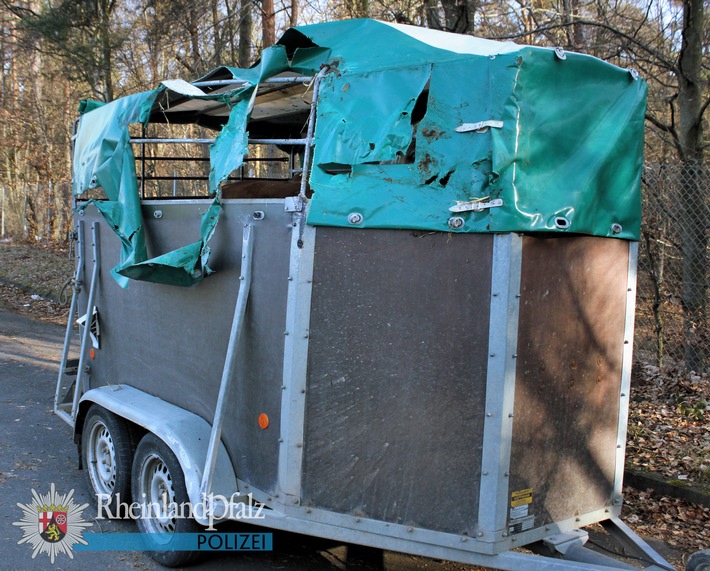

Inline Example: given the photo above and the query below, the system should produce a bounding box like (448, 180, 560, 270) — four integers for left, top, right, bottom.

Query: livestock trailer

(55, 18, 677, 570)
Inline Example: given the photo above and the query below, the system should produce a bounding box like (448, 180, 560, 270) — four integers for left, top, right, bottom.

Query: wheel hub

(143, 456, 176, 533)
(89, 422, 116, 495)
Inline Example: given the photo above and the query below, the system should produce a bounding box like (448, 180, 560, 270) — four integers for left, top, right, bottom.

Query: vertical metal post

(141, 124, 147, 198)
(277, 223, 317, 502)
(477, 233, 523, 540)
(200, 224, 254, 500)
(71, 119, 80, 213)
(71, 222, 100, 419)
(22, 192, 28, 240)
(298, 67, 328, 199)
(55, 221, 85, 419)
(614, 242, 638, 502)
(47, 181, 53, 241)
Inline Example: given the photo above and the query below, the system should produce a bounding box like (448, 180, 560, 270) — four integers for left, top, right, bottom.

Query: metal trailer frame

(54, 70, 676, 571)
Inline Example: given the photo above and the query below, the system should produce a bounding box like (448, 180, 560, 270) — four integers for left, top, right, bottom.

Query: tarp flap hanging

(73, 91, 159, 287)
(208, 45, 292, 190)
(73, 87, 222, 288)
(72, 45, 293, 287)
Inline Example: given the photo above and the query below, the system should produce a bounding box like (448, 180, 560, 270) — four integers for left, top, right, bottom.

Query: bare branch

(175, 52, 196, 74)
(645, 112, 683, 157)
(488, 19, 677, 72)
(698, 96, 710, 123)
(0, 0, 38, 18)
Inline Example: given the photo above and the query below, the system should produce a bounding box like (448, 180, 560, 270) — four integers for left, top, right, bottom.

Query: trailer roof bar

(191, 76, 313, 88)
(130, 137, 309, 146)
(134, 156, 289, 163)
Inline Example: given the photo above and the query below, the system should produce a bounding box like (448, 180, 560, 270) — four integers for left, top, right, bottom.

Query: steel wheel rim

(139, 453, 177, 534)
(87, 420, 116, 496)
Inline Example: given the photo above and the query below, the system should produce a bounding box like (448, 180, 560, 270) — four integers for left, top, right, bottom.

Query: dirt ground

(0, 239, 708, 570)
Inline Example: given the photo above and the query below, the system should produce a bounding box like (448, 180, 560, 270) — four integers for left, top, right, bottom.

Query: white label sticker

(510, 504, 529, 520)
(508, 515, 536, 535)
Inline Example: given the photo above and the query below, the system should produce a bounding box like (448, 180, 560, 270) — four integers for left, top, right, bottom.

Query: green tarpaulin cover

(73, 18, 646, 287)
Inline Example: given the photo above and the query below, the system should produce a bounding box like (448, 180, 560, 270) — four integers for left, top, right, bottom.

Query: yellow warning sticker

(511, 488, 533, 507)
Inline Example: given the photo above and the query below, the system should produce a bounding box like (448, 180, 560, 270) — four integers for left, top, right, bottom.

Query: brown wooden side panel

(508, 236, 629, 531)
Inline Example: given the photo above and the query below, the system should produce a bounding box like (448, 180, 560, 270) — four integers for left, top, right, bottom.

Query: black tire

(687, 550, 710, 571)
(81, 404, 133, 515)
(131, 433, 202, 567)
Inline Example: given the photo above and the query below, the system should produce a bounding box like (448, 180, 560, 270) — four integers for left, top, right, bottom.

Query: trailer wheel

(687, 550, 710, 571)
(82, 405, 133, 513)
(131, 433, 201, 567)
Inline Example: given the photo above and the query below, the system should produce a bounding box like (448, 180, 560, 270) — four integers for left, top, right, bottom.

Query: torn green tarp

(313, 65, 431, 166)
(297, 21, 646, 238)
(207, 45, 291, 190)
(73, 45, 293, 287)
(73, 91, 159, 287)
(73, 18, 646, 288)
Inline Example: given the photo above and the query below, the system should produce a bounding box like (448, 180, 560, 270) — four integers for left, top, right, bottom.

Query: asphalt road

(0, 306, 475, 571)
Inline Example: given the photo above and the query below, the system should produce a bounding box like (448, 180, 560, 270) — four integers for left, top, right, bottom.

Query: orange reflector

(89, 348, 96, 359)
(258, 413, 269, 429)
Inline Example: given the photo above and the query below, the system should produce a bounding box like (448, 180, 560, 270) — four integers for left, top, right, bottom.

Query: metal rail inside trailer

(53, 17, 696, 571)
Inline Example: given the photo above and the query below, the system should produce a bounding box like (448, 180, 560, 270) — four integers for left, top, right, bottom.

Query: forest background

(0, 0, 706, 372)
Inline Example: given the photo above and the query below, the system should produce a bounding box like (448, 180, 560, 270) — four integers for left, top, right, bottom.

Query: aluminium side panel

(76, 200, 291, 495)
(301, 228, 493, 535)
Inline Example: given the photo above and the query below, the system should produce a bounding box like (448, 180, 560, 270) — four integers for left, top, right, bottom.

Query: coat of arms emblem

(38, 508, 68, 542)
(14, 484, 92, 563)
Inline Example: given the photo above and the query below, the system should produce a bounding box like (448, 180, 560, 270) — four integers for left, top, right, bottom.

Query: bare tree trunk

(677, 0, 706, 372)
(516, 0, 535, 44)
(188, 5, 203, 74)
(261, 0, 275, 48)
(441, 0, 478, 34)
(212, 0, 222, 66)
(238, 0, 252, 67)
(464, 0, 478, 34)
(99, 0, 113, 101)
(290, 0, 299, 27)
(424, 0, 442, 30)
(225, 0, 236, 64)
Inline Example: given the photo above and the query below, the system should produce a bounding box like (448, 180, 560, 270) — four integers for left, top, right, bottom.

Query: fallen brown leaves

(622, 361, 710, 563)
(0, 283, 70, 324)
(627, 362, 710, 491)
(622, 487, 709, 564)
(0, 241, 73, 324)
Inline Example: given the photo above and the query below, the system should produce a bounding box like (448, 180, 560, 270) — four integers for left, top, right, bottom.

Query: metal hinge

(449, 197, 503, 213)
